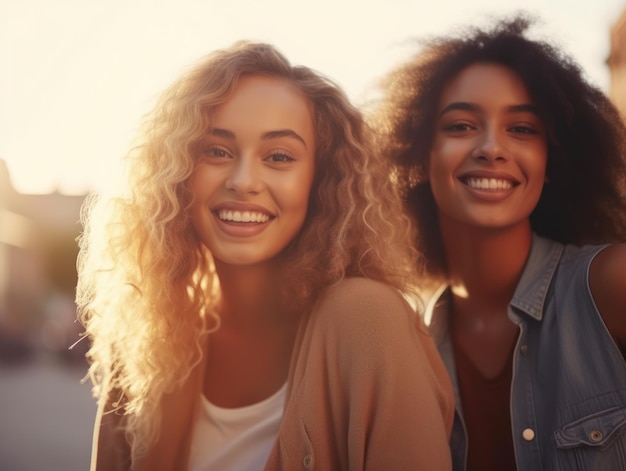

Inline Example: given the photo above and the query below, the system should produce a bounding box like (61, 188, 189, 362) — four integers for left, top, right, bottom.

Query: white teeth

(466, 177, 513, 190)
(217, 209, 270, 223)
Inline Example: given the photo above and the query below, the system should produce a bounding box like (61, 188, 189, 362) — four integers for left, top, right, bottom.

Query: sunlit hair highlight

(370, 13, 626, 284)
(76, 40, 419, 454)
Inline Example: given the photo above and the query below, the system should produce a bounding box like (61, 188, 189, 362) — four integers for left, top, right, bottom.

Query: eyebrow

(210, 127, 308, 148)
(439, 102, 540, 117)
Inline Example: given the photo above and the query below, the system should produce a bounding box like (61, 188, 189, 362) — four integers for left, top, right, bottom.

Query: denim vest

(428, 234, 626, 470)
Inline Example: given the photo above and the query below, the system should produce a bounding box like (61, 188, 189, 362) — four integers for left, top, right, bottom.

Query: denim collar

(428, 233, 564, 343)
(509, 234, 563, 321)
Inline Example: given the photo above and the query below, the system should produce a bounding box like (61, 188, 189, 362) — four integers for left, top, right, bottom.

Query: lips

(457, 171, 521, 201)
(211, 203, 275, 237)
(463, 176, 517, 190)
(217, 209, 271, 223)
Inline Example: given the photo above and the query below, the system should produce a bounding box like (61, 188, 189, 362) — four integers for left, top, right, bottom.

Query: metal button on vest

(590, 430, 603, 443)
(522, 428, 535, 441)
(520, 344, 528, 354)
(303, 453, 313, 469)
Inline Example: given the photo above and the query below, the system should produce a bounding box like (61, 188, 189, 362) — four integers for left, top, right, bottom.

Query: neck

(214, 258, 293, 330)
(439, 216, 533, 315)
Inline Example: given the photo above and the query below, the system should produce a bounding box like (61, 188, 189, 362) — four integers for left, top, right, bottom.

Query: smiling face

(189, 75, 316, 267)
(429, 62, 548, 231)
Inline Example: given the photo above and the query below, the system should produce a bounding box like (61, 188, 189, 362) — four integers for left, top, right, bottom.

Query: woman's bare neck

(214, 258, 294, 330)
(439, 217, 533, 317)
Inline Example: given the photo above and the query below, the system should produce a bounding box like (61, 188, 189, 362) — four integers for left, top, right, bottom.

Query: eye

(442, 122, 475, 133)
(509, 125, 539, 135)
(204, 146, 232, 159)
(265, 151, 295, 163)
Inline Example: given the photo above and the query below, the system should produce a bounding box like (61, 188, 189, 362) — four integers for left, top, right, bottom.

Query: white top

(188, 384, 287, 471)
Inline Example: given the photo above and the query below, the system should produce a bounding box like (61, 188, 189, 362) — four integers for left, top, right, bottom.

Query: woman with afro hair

(372, 13, 626, 471)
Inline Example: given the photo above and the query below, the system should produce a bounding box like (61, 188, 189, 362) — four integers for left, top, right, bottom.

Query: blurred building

(608, 9, 626, 118)
(0, 159, 86, 361)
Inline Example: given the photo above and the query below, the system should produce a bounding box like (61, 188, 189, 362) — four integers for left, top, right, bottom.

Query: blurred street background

(0, 160, 94, 470)
(0, 353, 94, 471)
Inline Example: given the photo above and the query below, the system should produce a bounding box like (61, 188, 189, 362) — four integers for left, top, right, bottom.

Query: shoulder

(320, 277, 406, 304)
(590, 243, 626, 279)
(306, 277, 424, 355)
(303, 278, 441, 374)
(589, 243, 626, 347)
(313, 277, 415, 326)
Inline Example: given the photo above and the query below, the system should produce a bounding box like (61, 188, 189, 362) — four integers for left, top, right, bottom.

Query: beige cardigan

(91, 278, 454, 470)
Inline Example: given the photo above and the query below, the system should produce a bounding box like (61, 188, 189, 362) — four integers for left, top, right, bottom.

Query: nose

(225, 157, 264, 194)
(472, 128, 508, 163)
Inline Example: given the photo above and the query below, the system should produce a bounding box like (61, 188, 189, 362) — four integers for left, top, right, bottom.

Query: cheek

(519, 148, 549, 213)
(428, 148, 457, 188)
(429, 137, 467, 176)
(190, 167, 220, 200)
(279, 169, 315, 210)
(527, 147, 549, 187)
(289, 186, 312, 220)
(431, 133, 469, 157)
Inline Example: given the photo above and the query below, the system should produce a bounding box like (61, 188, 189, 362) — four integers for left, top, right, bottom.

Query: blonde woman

(76, 41, 453, 470)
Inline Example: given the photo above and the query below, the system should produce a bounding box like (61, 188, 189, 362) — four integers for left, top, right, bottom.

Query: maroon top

(453, 339, 517, 471)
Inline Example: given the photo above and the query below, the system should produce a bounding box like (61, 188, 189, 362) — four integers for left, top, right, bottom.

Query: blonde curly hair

(76, 41, 421, 453)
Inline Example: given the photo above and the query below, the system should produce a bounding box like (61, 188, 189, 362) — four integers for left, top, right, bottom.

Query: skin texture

(430, 63, 548, 233)
(434, 63, 626, 375)
(189, 76, 317, 409)
(433, 63, 549, 377)
(589, 243, 626, 350)
(189, 75, 316, 268)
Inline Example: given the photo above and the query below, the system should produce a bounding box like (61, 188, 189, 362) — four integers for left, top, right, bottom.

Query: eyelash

(441, 123, 539, 135)
(443, 123, 474, 132)
(509, 125, 538, 135)
(204, 146, 231, 158)
(265, 151, 295, 163)
(202, 146, 296, 163)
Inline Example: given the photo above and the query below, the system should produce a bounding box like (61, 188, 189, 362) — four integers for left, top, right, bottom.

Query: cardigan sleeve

(270, 277, 454, 470)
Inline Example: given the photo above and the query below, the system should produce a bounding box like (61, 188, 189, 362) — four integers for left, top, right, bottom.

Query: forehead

(214, 75, 313, 125)
(438, 62, 533, 108)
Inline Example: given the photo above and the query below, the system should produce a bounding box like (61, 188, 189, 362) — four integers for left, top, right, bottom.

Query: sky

(2, 0, 625, 195)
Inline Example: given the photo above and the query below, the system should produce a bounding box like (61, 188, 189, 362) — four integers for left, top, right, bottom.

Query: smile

(217, 209, 271, 223)
(463, 177, 517, 190)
